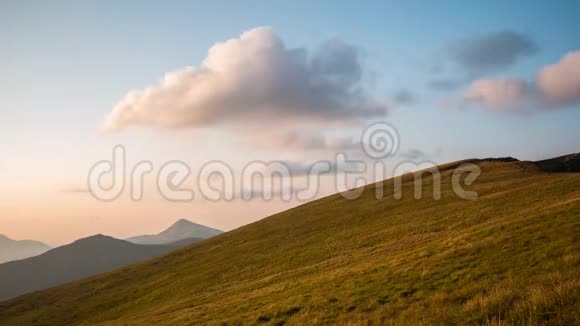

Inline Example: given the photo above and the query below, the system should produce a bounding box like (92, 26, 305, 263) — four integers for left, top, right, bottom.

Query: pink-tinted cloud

(458, 50, 580, 112)
(463, 79, 529, 111)
(537, 51, 580, 105)
(104, 27, 385, 131)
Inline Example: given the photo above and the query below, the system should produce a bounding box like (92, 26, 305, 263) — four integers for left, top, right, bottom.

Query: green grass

(0, 160, 578, 325)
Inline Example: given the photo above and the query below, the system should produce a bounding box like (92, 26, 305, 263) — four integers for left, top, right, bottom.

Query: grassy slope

(0, 160, 579, 325)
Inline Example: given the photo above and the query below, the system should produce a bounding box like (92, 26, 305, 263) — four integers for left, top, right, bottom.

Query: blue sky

(3, 1, 579, 157)
(1, 1, 579, 242)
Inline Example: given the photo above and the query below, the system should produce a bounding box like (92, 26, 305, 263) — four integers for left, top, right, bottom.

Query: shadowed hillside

(0, 159, 578, 325)
(0, 235, 202, 301)
(535, 153, 580, 173)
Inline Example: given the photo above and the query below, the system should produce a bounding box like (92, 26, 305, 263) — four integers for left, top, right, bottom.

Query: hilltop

(0, 158, 578, 324)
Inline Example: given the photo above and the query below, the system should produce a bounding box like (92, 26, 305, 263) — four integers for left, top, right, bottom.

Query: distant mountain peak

(66, 234, 126, 250)
(0, 234, 10, 241)
(127, 219, 223, 245)
(77, 234, 111, 241)
(171, 218, 196, 227)
(164, 219, 219, 232)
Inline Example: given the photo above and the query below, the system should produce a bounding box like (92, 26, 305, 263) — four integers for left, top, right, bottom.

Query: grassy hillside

(0, 159, 578, 325)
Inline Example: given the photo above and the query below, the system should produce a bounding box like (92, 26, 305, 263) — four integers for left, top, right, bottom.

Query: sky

(1, 1, 579, 244)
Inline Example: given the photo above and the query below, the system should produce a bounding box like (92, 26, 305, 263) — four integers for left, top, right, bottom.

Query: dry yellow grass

(0, 159, 578, 325)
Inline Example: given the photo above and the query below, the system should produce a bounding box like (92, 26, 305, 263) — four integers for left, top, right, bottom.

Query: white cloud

(105, 27, 385, 131)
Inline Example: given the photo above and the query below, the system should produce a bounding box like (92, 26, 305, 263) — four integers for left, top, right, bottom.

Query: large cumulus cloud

(105, 27, 385, 130)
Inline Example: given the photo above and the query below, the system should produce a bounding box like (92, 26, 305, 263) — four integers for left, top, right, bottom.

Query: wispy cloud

(461, 78, 531, 112)
(399, 148, 442, 161)
(60, 186, 90, 194)
(427, 79, 463, 91)
(246, 128, 362, 152)
(392, 89, 415, 105)
(280, 160, 346, 176)
(448, 30, 538, 76)
(400, 148, 428, 160)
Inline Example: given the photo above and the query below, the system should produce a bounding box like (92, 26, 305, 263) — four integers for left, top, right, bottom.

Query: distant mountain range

(0, 234, 51, 264)
(127, 219, 223, 245)
(0, 219, 222, 301)
(0, 234, 200, 301)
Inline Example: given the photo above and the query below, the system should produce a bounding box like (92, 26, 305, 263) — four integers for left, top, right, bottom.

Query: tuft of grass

(0, 160, 578, 325)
